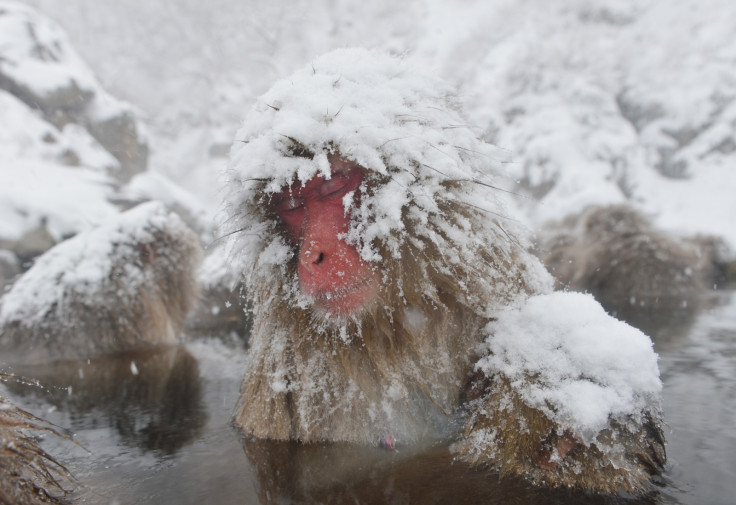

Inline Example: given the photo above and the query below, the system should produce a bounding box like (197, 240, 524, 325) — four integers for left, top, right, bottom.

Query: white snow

(121, 171, 212, 234)
(0, 91, 58, 160)
(441, 0, 736, 246)
(15, 0, 735, 250)
(0, 2, 149, 244)
(479, 292, 662, 441)
(0, 1, 98, 96)
(0, 158, 117, 242)
(0, 88, 118, 242)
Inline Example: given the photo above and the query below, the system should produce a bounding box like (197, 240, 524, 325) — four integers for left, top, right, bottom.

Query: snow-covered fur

(456, 292, 666, 493)
(226, 48, 665, 493)
(0, 202, 201, 364)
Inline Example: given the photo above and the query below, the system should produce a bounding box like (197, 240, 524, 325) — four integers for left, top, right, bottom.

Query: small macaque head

(272, 155, 378, 316)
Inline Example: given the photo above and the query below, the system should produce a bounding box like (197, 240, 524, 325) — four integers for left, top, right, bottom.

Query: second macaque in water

(226, 48, 665, 494)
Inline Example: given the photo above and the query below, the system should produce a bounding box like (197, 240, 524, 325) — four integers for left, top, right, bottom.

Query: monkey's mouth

(308, 275, 379, 316)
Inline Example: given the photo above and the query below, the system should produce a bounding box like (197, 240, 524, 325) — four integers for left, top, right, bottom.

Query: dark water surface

(2, 292, 735, 505)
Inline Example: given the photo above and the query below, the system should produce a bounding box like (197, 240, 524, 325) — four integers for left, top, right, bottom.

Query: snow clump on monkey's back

(479, 292, 663, 443)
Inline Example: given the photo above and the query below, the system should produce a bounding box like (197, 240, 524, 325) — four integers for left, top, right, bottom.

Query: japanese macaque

(0, 201, 201, 365)
(540, 204, 734, 331)
(226, 48, 665, 494)
(0, 391, 71, 505)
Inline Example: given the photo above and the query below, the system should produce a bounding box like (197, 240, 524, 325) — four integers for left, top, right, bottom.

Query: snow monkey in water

(0, 203, 201, 503)
(226, 48, 665, 494)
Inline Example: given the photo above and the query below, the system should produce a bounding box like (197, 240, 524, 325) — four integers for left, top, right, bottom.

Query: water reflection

(243, 438, 662, 505)
(606, 290, 730, 356)
(656, 291, 736, 504)
(4, 345, 206, 455)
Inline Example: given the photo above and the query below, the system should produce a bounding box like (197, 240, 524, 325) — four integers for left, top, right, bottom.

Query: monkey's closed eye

(276, 197, 305, 213)
(318, 175, 351, 199)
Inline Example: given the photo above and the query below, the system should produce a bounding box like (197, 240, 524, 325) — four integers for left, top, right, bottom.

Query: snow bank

(0, 2, 156, 250)
(479, 292, 662, 441)
(0, 84, 117, 247)
(0, 1, 148, 182)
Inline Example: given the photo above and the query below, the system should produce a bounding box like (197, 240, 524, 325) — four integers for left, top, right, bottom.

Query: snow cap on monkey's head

(232, 48, 513, 185)
(227, 48, 524, 265)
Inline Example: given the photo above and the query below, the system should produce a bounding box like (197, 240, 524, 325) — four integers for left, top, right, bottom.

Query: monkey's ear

(455, 374, 665, 493)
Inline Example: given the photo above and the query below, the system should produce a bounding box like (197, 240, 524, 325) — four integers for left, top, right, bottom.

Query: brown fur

(235, 187, 540, 444)
(541, 204, 724, 326)
(0, 392, 71, 505)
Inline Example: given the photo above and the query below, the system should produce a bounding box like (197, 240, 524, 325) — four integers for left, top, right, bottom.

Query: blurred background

(2, 1, 736, 504)
(5, 0, 736, 248)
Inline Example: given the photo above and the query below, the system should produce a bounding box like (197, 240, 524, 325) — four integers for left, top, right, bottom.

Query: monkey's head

(226, 48, 551, 336)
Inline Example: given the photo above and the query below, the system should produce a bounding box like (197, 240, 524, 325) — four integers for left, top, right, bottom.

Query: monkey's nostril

(315, 252, 325, 265)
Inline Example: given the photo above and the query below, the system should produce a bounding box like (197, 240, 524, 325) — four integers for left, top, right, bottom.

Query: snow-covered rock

(0, 156, 118, 252)
(0, 1, 162, 265)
